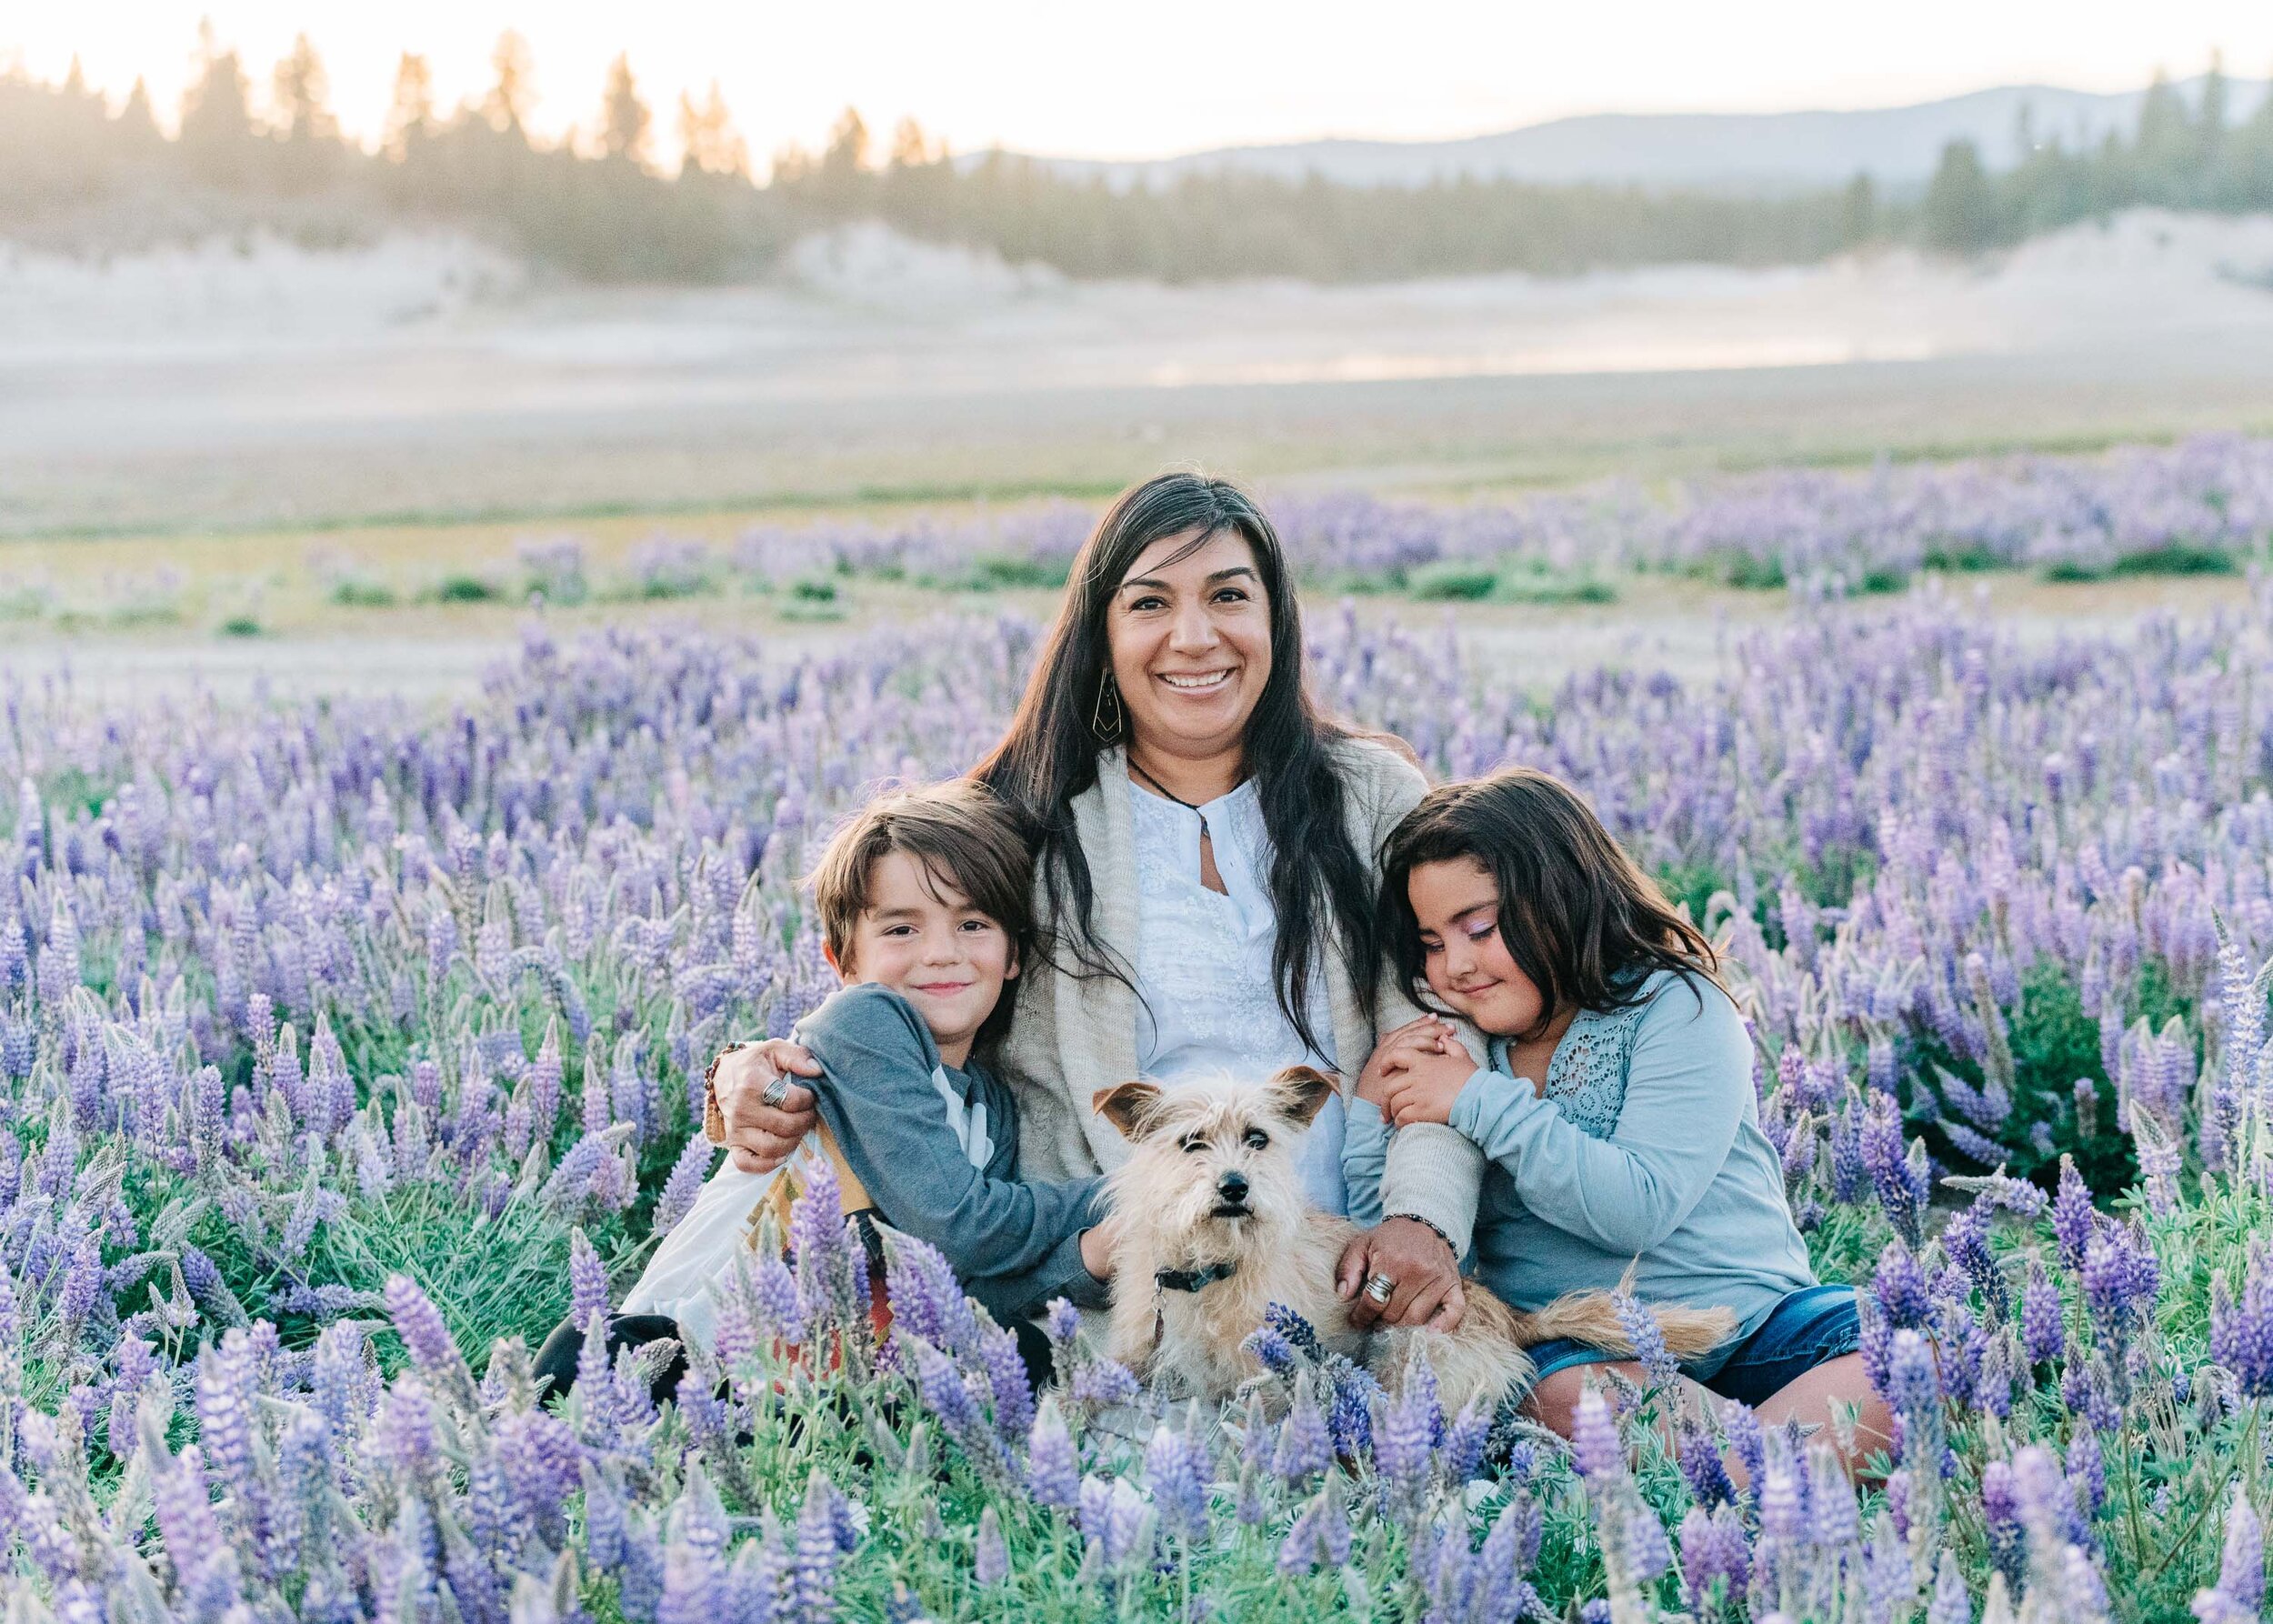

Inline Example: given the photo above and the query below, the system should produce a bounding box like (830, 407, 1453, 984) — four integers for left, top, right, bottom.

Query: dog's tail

(1517, 1290, 1737, 1361)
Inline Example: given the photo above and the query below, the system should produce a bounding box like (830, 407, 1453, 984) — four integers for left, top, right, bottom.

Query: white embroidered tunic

(1128, 777, 1347, 1212)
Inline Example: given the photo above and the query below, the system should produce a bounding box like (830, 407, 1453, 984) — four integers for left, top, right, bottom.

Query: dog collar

(1155, 1261, 1238, 1293)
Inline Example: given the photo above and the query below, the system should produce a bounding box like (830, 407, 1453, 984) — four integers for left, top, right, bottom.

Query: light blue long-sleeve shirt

(1345, 969, 1813, 1371)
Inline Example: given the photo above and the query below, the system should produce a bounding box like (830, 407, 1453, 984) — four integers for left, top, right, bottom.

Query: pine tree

(483, 30, 536, 137)
(270, 34, 335, 142)
(676, 82, 747, 178)
(381, 53, 435, 159)
(1922, 139, 2001, 254)
(177, 21, 256, 185)
(599, 53, 651, 167)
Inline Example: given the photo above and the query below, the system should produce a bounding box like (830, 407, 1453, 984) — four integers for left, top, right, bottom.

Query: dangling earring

(1091, 672, 1124, 742)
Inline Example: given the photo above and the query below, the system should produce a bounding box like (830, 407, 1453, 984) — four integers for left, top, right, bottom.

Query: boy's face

(1407, 857, 1547, 1039)
(834, 849, 1018, 1068)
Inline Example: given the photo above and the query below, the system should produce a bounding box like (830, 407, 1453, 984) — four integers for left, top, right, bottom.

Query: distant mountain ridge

(997, 75, 2272, 195)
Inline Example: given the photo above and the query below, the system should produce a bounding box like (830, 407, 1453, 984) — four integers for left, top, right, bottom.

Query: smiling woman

(710, 470, 1493, 1336)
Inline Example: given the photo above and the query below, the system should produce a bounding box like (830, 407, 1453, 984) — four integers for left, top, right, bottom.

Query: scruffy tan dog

(1094, 1067, 1736, 1415)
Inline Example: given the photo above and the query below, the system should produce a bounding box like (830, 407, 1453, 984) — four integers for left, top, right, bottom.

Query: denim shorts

(1524, 1283, 1861, 1409)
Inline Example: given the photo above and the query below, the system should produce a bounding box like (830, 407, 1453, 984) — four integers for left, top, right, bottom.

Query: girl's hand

(1357, 1016, 1457, 1107)
(1381, 1045, 1482, 1128)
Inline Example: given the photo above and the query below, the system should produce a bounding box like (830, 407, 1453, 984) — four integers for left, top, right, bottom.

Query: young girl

(1343, 767, 1888, 1471)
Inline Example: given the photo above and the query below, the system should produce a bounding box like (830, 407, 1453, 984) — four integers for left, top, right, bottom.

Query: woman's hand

(1380, 1044, 1481, 1128)
(1337, 1217, 1465, 1330)
(713, 1041, 822, 1172)
(1357, 1016, 1457, 1108)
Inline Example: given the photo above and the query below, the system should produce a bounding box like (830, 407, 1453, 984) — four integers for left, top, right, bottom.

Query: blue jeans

(1524, 1283, 1861, 1409)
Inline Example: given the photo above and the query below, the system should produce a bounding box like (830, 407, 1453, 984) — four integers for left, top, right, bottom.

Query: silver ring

(760, 1073, 793, 1109)
(1364, 1272, 1397, 1305)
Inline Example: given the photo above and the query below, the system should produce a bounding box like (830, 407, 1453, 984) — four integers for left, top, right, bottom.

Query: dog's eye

(1180, 1137, 1207, 1155)
(1243, 1128, 1269, 1150)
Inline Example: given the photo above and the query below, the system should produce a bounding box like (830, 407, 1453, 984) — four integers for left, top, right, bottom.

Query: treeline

(4, 30, 2270, 285)
(1921, 62, 2273, 251)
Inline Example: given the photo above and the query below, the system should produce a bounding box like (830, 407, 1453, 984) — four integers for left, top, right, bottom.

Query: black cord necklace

(1127, 757, 1223, 841)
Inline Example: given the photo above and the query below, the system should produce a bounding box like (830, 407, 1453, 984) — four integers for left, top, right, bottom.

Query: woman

(712, 472, 1486, 1327)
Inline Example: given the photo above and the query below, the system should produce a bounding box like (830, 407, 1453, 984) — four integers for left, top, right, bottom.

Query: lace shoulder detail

(1541, 998, 1648, 1140)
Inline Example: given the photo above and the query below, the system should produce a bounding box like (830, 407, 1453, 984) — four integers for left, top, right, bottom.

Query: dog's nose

(1216, 1171, 1249, 1203)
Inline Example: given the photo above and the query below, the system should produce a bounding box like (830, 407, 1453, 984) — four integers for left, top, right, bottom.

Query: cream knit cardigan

(996, 737, 1487, 1256)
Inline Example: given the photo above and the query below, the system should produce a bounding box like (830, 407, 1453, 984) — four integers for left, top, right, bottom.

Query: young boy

(540, 780, 1109, 1403)
(772, 779, 1113, 1326)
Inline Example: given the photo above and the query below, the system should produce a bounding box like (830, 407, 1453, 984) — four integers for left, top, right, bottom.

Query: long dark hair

(973, 471, 1377, 1056)
(1377, 767, 1720, 1038)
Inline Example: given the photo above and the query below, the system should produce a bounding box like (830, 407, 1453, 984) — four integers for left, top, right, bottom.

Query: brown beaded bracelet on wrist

(701, 1041, 750, 1145)
(1387, 1211, 1458, 1258)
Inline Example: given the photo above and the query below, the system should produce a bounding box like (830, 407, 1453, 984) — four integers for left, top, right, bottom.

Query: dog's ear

(1092, 1080, 1164, 1139)
(1272, 1066, 1338, 1126)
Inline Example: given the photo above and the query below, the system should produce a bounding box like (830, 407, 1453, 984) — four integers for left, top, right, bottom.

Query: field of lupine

(9, 434, 2271, 637)
(382, 431, 2273, 610)
(3, 571, 2273, 1622)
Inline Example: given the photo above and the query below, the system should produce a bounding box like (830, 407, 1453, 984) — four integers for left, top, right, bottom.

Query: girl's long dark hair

(973, 471, 1376, 1056)
(1377, 767, 1720, 1038)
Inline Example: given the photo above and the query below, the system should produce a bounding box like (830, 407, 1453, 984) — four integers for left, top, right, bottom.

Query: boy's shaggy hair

(806, 780, 1036, 1046)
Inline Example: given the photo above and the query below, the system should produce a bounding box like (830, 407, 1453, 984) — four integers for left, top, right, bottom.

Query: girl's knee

(1521, 1364, 1607, 1436)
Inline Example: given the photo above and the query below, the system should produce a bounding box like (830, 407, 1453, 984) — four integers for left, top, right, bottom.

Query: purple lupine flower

(2052, 1157, 2097, 1272)
(1860, 1092, 1926, 1248)
(1442, 1398, 1492, 1484)
(972, 1320, 1035, 1442)
(1569, 1385, 1624, 1484)
(1370, 1384, 1436, 1512)
(1615, 1290, 1678, 1389)
(2023, 1264, 2068, 1367)
(794, 1469, 845, 1624)
(1145, 1422, 1208, 1542)
(1241, 1323, 1299, 1377)
(882, 1235, 978, 1357)
(910, 1339, 1014, 1482)
(1277, 1477, 1351, 1574)
(1271, 1372, 1332, 1484)
(377, 1375, 437, 1479)
(2192, 1487, 2266, 1624)
(652, 1135, 715, 1237)
(2013, 1443, 2090, 1550)
(1872, 1243, 1934, 1330)
(384, 1274, 468, 1390)
(2209, 1246, 2273, 1398)
(1719, 1398, 1767, 1493)
(1323, 1359, 1380, 1459)
(742, 1251, 806, 1348)
(568, 1228, 611, 1331)
(1626, 1504, 1675, 1584)
(1886, 1329, 1939, 1419)
(1677, 1415, 1736, 1509)
(1679, 1504, 1749, 1612)
(1069, 1353, 1142, 1408)
(1942, 1202, 2009, 1321)
(1100, 1476, 1155, 1571)
(658, 1538, 722, 1624)
(1928, 1551, 1970, 1624)
(1025, 1395, 1079, 1509)
(2080, 1228, 2157, 1344)
(972, 1505, 1009, 1587)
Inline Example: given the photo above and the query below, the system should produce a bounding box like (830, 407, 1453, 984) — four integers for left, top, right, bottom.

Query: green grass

(433, 574, 502, 603)
(2107, 545, 2240, 577)
(217, 614, 264, 637)
(329, 578, 398, 607)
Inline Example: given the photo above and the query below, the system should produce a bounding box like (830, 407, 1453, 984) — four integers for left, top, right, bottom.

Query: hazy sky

(11, 3, 2273, 168)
